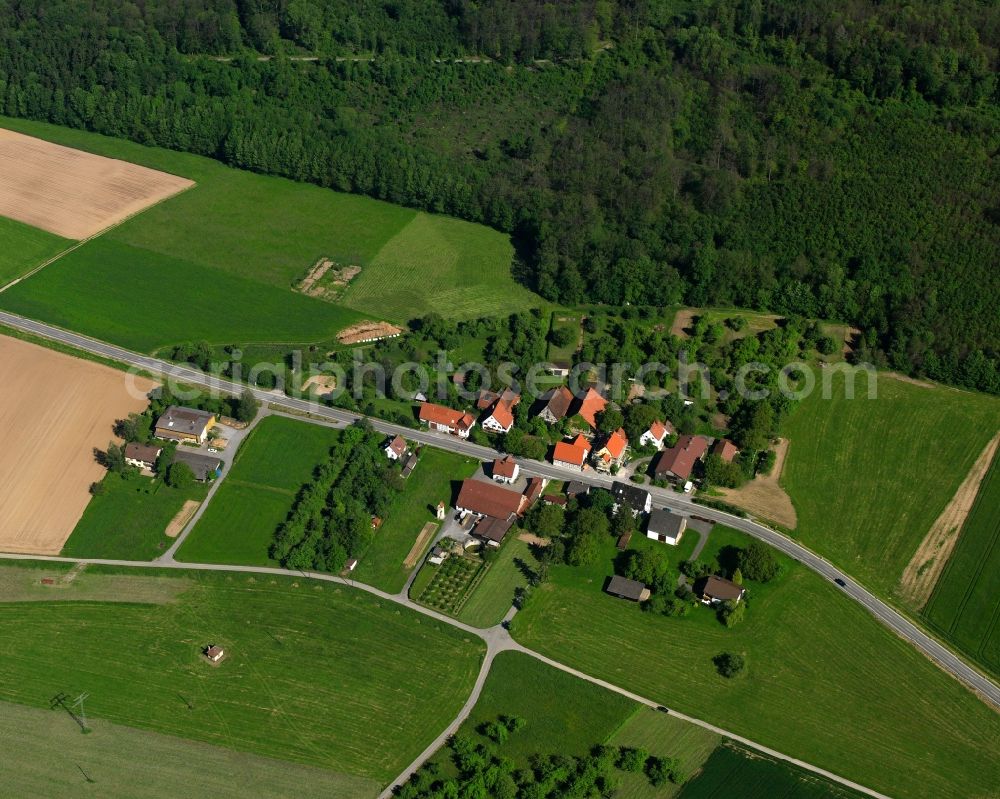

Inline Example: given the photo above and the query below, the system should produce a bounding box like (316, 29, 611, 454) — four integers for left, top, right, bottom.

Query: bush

(616, 746, 649, 772)
(165, 461, 195, 488)
(713, 651, 746, 678)
(738, 541, 780, 582)
(718, 599, 745, 627)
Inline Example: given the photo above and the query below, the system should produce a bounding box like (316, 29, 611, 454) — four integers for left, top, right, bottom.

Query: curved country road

(0, 310, 996, 710)
(0, 552, 891, 799)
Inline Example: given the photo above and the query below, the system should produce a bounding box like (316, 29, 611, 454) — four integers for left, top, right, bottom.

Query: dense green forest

(1, 0, 997, 392)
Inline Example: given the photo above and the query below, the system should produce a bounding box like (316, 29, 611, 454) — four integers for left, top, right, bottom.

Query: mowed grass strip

(343, 212, 539, 322)
(509, 529, 1000, 799)
(609, 710, 721, 799)
(62, 476, 207, 561)
(923, 451, 1000, 675)
(458, 537, 539, 628)
(1, 700, 379, 799)
(0, 215, 69, 285)
(782, 368, 1000, 597)
(675, 744, 865, 799)
(352, 447, 478, 593)
(0, 568, 485, 783)
(0, 116, 536, 323)
(0, 239, 366, 353)
(177, 416, 343, 565)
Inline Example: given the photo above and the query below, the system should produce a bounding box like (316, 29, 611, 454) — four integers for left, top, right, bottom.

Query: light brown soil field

(165, 500, 201, 538)
(403, 521, 439, 569)
(717, 438, 797, 529)
(301, 374, 338, 396)
(0, 128, 193, 239)
(337, 321, 404, 345)
(899, 431, 1000, 609)
(0, 336, 157, 554)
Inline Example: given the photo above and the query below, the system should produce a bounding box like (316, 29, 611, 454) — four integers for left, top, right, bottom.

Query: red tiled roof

(493, 455, 518, 479)
(485, 399, 515, 429)
(457, 412, 476, 431)
(712, 439, 739, 462)
(386, 435, 407, 456)
(476, 388, 521, 411)
(574, 388, 607, 427)
(523, 476, 544, 505)
(654, 435, 710, 480)
(553, 434, 591, 467)
(541, 386, 574, 420)
(647, 420, 673, 441)
(602, 428, 629, 459)
(419, 402, 465, 427)
(456, 479, 525, 519)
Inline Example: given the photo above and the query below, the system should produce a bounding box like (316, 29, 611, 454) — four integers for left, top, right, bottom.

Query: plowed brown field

(0, 128, 193, 239)
(0, 336, 157, 554)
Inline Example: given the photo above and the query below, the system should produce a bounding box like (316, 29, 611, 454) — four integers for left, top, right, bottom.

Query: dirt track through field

(0, 336, 157, 554)
(717, 438, 797, 528)
(899, 431, 1000, 609)
(0, 128, 193, 239)
(403, 522, 438, 569)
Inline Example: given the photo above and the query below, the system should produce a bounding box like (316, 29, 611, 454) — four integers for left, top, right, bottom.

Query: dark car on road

(834, 578, 847, 587)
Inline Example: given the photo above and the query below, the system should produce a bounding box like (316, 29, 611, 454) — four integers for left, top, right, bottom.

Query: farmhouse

(546, 360, 572, 378)
(712, 438, 740, 462)
(155, 406, 215, 444)
(696, 575, 746, 605)
(537, 386, 574, 425)
(492, 455, 520, 484)
(593, 428, 629, 472)
(543, 494, 567, 507)
(124, 442, 161, 471)
(428, 545, 450, 565)
(639, 420, 673, 449)
(605, 575, 651, 602)
(572, 387, 607, 429)
(171, 450, 223, 482)
(564, 481, 590, 499)
(653, 434, 710, 484)
(419, 402, 475, 438)
(478, 389, 521, 434)
(455, 478, 526, 520)
(384, 435, 408, 460)
(611, 481, 652, 516)
(523, 476, 545, 506)
(553, 434, 592, 470)
(646, 508, 687, 545)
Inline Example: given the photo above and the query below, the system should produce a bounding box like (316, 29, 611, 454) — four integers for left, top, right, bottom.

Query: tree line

(1, 0, 996, 393)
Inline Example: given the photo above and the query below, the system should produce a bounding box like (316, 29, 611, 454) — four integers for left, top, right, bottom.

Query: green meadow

(509, 528, 1000, 799)
(923, 450, 1000, 676)
(351, 446, 478, 593)
(0, 117, 537, 347)
(456, 536, 539, 628)
(62, 474, 208, 561)
(176, 416, 342, 565)
(0, 566, 484, 785)
(0, 216, 69, 286)
(782, 367, 1000, 598)
(1, 700, 379, 799)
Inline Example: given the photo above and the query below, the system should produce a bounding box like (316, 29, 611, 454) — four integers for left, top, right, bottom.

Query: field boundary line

(0, 181, 196, 294)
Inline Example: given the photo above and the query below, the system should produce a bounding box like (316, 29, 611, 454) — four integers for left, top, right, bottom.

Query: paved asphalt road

(1, 309, 998, 712)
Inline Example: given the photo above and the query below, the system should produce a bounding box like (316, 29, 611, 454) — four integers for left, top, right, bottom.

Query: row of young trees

(269, 421, 401, 572)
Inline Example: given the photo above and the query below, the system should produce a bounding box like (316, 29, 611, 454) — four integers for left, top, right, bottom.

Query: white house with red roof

(492, 455, 520, 484)
(479, 389, 521, 434)
(552, 434, 592, 470)
(593, 427, 629, 472)
(639, 419, 673, 449)
(418, 402, 475, 439)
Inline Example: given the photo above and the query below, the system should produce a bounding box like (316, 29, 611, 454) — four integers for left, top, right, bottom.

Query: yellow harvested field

(0, 128, 193, 239)
(0, 336, 157, 554)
